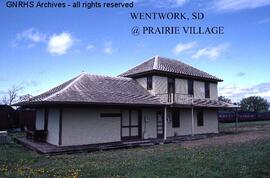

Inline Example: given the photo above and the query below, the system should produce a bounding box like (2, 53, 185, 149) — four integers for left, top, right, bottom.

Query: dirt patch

(182, 124, 270, 149)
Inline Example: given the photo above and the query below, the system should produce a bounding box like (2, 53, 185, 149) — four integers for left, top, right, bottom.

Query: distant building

(0, 105, 16, 130)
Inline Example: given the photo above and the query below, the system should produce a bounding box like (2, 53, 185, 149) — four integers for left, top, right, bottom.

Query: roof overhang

(123, 70, 223, 82)
(14, 101, 166, 108)
(170, 103, 238, 109)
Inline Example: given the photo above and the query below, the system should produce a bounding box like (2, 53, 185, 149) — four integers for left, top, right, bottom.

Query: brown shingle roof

(19, 73, 163, 106)
(119, 56, 222, 82)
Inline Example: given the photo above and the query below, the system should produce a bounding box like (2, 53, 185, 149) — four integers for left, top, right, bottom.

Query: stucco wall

(147, 75, 218, 100)
(166, 109, 193, 137)
(40, 106, 218, 146)
(210, 83, 218, 100)
(36, 109, 44, 130)
(47, 108, 60, 145)
(36, 106, 219, 146)
(136, 77, 147, 89)
(153, 76, 167, 94)
(194, 81, 205, 99)
(175, 78, 187, 94)
(166, 108, 218, 137)
(141, 108, 218, 139)
(61, 108, 121, 146)
(141, 109, 158, 139)
(194, 109, 218, 134)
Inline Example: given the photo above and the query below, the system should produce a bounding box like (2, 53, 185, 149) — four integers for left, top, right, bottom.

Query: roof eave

(123, 70, 223, 82)
(14, 100, 166, 108)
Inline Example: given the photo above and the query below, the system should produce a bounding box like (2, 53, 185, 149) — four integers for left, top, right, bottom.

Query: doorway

(156, 112, 164, 139)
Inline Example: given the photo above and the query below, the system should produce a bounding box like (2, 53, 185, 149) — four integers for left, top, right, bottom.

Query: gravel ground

(182, 123, 270, 149)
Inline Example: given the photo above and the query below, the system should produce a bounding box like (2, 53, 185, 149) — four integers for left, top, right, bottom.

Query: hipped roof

(17, 73, 163, 106)
(119, 56, 222, 82)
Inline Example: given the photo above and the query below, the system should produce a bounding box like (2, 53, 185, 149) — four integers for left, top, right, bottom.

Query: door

(156, 112, 164, 139)
(121, 110, 142, 141)
(167, 77, 175, 102)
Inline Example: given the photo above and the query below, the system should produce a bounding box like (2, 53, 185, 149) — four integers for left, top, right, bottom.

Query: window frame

(168, 77, 175, 93)
(188, 79, 194, 95)
(205, 82, 210, 98)
(197, 111, 204, 127)
(172, 109, 180, 128)
(147, 76, 152, 90)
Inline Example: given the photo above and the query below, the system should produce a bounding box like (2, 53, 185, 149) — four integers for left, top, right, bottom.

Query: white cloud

(103, 41, 114, 54)
(86, 44, 94, 50)
(17, 28, 47, 43)
(192, 43, 229, 60)
(219, 82, 270, 102)
(11, 29, 78, 55)
(47, 32, 74, 55)
(10, 28, 46, 48)
(172, 42, 196, 55)
(212, 0, 270, 11)
(236, 72, 246, 77)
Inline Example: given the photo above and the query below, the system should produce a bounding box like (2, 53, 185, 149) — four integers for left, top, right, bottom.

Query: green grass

(1, 138, 270, 177)
(220, 120, 270, 129)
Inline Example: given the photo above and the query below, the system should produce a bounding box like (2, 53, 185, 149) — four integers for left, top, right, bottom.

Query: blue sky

(0, 0, 270, 102)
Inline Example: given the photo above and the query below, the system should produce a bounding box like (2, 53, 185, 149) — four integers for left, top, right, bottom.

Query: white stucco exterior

(194, 109, 219, 134)
(61, 108, 121, 146)
(210, 83, 218, 100)
(141, 108, 158, 139)
(136, 77, 147, 89)
(194, 81, 205, 99)
(175, 78, 187, 94)
(136, 75, 218, 100)
(153, 76, 167, 94)
(47, 108, 60, 145)
(35, 106, 219, 146)
(166, 109, 193, 137)
(166, 109, 218, 137)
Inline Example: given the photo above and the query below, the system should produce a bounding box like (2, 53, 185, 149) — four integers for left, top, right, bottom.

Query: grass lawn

(0, 137, 270, 178)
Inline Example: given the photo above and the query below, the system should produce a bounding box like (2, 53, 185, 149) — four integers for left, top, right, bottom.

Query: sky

(0, 0, 270, 102)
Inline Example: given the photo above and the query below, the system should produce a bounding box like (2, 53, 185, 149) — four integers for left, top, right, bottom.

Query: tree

(218, 96, 232, 103)
(240, 96, 269, 112)
(1, 85, 24, 105)
(19, 94, 33, 102)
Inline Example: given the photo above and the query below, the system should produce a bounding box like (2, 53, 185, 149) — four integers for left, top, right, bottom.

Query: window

(147, 76, 152, 90)
(188, 80, 194, 95)
(197, 111, 204, 126)
(168, 77, 175, 93)
(172, 109, 180, 128)
(205, 82, 210, 98)
(100, 113, 121, 117)
(121, 110, 141, 140)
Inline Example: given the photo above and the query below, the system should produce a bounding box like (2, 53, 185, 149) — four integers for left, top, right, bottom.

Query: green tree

(240, 96, 269, 112)
(218, 96, 232, 103)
